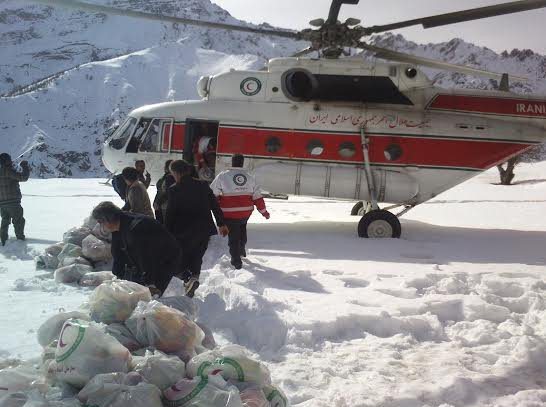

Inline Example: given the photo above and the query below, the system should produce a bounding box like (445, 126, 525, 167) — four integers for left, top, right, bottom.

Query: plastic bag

(187, 345, 271, 387)
(62, 228, 91, 247)
(77, 372, 162, 407)
(239, 387, 269, 407)
(56, 244, 82, 266)
(34, 254, 59, 270)
(105, 323, 141, 352)
(81, 235, 111, 263)
(262, 385, 289, 407)
(163, 375, 243, 407)
(0, 365, 48, 396)
(158, 296, 197, 320)
(58, 256, 91, 268)
(37, 311, 90, 347)
(126, 301, 204, 357)
(45, 243, 65, 258)
(78, 271, 114, 287)
(50, 319, 131, 388)
(91, 223, 111, 243)
(89, 280, 151, 324)
(132, 350, 185, 390)
(53, 264, 93, 284)
(196, 321, 216, 351)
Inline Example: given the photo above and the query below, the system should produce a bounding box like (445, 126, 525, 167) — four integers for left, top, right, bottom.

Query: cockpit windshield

(108, 117, 137, 150)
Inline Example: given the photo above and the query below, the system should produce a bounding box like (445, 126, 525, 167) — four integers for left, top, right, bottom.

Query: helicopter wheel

(350, 201, 364, 216)
(358, 210, 401, 239)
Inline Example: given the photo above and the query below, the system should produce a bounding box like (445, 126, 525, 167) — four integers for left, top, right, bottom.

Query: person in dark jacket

(91, 201, 180, 294)
(122, 167, 154, 217)
(135, 160, 151, 189)
(153, 160, 175, 224)
(165, 159, 228, 297)
(0, 153, 30, 246)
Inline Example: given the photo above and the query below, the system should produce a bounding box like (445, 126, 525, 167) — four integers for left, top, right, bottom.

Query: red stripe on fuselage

(428, 94, 546, 118)
(217, 126, 532, 170)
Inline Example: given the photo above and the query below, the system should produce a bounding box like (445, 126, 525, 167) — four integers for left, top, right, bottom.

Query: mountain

(0, 0, 545, 177)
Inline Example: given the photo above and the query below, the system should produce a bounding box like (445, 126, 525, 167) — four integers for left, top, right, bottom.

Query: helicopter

(31, 0, 546, 238)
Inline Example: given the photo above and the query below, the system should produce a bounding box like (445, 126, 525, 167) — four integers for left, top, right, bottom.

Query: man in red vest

(211, 154, 270, 269)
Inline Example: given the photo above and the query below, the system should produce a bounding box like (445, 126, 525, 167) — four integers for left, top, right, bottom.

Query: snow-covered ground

(2, 162, 546, 406)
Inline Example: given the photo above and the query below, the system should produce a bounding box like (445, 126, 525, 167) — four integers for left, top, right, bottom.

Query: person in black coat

(92, 201, 181, 295)
(165, 160, 228, 297)
(153, 160, 175, 224)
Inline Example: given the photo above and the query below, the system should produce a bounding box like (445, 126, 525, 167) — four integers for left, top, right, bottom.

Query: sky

(212, 0, 546, 54)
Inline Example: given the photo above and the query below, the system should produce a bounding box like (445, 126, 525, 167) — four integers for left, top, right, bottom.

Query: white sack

(89, 280, 151, 324)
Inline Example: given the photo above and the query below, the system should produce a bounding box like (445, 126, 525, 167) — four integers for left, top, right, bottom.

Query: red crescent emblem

(58, 324, 70, 348)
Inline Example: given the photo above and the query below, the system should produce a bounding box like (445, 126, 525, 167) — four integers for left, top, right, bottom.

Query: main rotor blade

(28, 0, 300, 39)
(359, 43, 527, 81)
(364, 0, 546, 34)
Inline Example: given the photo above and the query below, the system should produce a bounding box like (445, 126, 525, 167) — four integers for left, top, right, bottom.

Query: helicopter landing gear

(350, 201, 364, 216)
(358, 209, 401, 238)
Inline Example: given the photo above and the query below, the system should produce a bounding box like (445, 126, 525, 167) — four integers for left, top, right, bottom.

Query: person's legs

(10, 205, 25, 240)
(240, 218, 248, 257)
(185, 237, 209, 298)
(1, 207, 12, 245)
(225, 219, 242, 268)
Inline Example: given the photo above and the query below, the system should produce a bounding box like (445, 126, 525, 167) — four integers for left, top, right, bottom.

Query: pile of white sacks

(1, 217, 289, 407)
(34, 216, 115, 287)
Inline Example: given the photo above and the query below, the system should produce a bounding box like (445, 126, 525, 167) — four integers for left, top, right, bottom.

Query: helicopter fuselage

(102, 58, 545, 206)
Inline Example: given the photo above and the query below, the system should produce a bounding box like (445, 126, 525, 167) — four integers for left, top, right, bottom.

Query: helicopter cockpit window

(307, 139, 324, 156)
(108, 117, 137, 150)
(338, 141, 356, 158)
(126, 118, 151, 153)
(139, 119, 162, 152)
(266, 136, 282, 153)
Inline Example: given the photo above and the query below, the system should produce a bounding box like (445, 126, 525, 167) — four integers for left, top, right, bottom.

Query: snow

(2, 162, 546, 406)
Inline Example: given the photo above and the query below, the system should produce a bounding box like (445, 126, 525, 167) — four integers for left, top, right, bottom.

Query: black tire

(350, 201, 364, 216)
(358, 210, 401, 238)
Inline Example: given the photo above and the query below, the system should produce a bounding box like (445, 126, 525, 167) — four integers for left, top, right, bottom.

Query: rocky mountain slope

(0, 0, 545, 177)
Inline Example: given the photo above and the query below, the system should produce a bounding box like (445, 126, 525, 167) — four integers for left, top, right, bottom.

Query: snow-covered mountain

(0, 0, 545, 177)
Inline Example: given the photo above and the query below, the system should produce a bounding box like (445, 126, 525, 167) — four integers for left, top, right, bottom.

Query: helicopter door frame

(183, 119, 220, 164)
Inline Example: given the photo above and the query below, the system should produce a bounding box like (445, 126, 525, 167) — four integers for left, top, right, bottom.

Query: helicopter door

(184, 120, 219, 181)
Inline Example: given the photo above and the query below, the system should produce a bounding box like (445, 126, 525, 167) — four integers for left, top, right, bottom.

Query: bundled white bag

(91, 223, 111, 243)
(77, 372, 162, 407)
(186, 345, 271, 386)
(58, 256, 91, 268)
(53, 264, 93, 284)
(78, 271, 114, 287)
(163, 375, 243, 407)
(0, 365, 47, 396)
(105, 323, 141, 352)
(89, 280, 151, 324)
(37, 311, 89, 347)
(126, 301, 204, 357)
(56, 244, 82, 265)
(35, 252, 59, 270)
(262, 385, 289, 407)
(45, 243, 65, 258)
(158, 296, 197, 320)
(81, 235, 111, 263)
(239, 387, 269, 407)
(50, 319, 131, 388)
(132, 350, 186, 390)
(196, 321, 216, 350)
(62, 227, 91, 246)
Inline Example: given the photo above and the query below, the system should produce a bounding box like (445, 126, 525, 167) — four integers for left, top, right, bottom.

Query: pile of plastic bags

(0, 278, 289, 407)
(34, 216, 113, 288)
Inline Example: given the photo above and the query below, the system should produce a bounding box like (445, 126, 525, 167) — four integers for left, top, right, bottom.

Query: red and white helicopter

(37, 0, 546, 238)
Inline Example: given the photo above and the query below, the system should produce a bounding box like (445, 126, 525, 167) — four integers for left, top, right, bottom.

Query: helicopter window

(338, 141, 356, 158)
(126, 118, 151, 153)
(307, 139, 324, 156)
(384, 144, 403, 161)
(139, 119, 162, 152)
(108, 117, 137, 150)
(266, 136, 282, 153)
(405, 67, 418, 79)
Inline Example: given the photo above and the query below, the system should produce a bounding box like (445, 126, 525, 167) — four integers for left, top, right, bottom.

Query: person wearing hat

(0, 153, 30, 246)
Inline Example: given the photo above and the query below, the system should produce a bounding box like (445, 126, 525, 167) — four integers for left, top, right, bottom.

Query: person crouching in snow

(210, 154, 270, 269)
(92, 201, 180, 295)
(166, 160, 228, 298)
(0, 153, 30, 246)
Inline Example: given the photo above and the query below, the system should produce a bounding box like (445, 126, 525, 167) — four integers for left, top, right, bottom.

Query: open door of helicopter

(183, 119, 219, 181)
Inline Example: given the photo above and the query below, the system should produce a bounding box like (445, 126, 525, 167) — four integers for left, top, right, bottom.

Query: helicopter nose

(101, 141, 120, 174)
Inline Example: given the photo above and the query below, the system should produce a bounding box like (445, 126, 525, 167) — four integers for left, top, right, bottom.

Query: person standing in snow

(92, 201, 180, 295)
(0, 153, 30, 246)
(165, 159, 228, 298)
(135, 160, 151, 189)
(210, 154, 270, 269)
(121, 167, 154, 217)
(153, 160, 175, 224)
